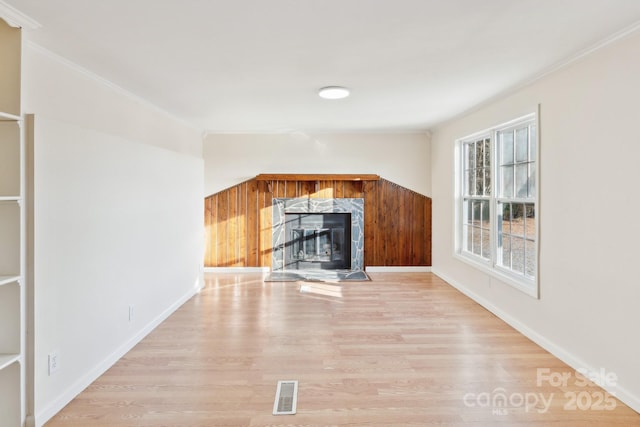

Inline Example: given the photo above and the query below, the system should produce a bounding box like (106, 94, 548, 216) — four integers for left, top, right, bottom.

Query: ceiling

(4, 0, 640, 133)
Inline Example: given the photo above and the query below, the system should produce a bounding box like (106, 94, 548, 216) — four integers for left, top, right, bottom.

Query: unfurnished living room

(1, 1, 640, 426)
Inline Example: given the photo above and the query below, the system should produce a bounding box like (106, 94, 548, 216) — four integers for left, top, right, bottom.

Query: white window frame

(454, 111, 540, 298)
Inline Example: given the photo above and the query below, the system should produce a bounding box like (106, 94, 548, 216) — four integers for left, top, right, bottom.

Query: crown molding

(0, 1, 41, 29)
(25, 41, 200, 132)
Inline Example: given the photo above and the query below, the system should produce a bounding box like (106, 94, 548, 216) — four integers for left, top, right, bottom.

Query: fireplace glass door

(285, 213, 351, 270)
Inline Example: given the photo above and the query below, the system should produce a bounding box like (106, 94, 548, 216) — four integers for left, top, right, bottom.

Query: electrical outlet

(48, 352, 59, 375)
(128, 305, 134, 322)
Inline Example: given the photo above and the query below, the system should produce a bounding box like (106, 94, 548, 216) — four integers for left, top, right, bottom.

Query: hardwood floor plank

(45, 273, 639, 426)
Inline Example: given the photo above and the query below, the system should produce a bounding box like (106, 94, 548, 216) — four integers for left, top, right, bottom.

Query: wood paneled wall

(204, 177, 431, 268)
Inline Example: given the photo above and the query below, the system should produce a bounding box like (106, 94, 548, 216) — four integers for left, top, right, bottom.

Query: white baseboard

(33, 286, 199, 427)
(365, 266, 432, 273)
(432, 268, 640, 415)
(204, 266, 270, 273)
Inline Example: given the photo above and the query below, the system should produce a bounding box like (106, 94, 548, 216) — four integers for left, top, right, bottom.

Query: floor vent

(272, 380, 298, 415)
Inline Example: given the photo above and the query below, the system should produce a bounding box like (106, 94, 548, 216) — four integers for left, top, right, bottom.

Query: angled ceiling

(5, 0, 640, 133)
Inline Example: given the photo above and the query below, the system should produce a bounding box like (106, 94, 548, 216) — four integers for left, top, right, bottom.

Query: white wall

(23, 43, 204, 425)
(203, 132, 431, 196)
(431, 30, 640, 412)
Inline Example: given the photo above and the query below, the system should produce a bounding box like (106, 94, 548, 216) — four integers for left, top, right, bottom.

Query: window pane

(516, 164, 528, 198)
(500, 130, 514, 162)
(472, 200, 480, 225)
(467, 143, 475, 170)
(501, 132, 514, 165)
(465, 224, 472, 253)
(501, 234, 511, 269)
(529, 162, 536, 197)
(525, 239, 536, 277)
(500, 202, 511, 235)
(513, 204, 525, 237)
(529, 125, 537, 161)
(511, 236, 525, 274)
(501, 165, 514, 198)
(483, 138, 491, 168)
(483, 167, 491, 196)
(464, 171, 471, 196)
(516, 127, 528, 162)
(482, 227, 490, 259)
(472, 226, 481, 256)
(476, 141, 484, 171)
(525, 205, 535, 239)
(475, 168, 483, 196)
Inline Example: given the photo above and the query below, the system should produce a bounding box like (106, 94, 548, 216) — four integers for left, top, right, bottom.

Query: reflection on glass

(483, 139, 491, 167)
(501, 133, 514, 165)
(529, 163, 536, 197)
(467, 143, 475, 170)
(501, 131, 514, 159)
(501, 234, 511, 269)
(530, 125, 537, 161)
(332, 229, 344, 261)
(292, 230, 303, 259)
(516, 127, 529, 162)
(481, 228, 490, 259)
(501, 165, 514, 198)
(511, 236, 525, 274)
(516, 164, 528, 198)
(525, 205, 536, 239)
(525, 239, 536, 277)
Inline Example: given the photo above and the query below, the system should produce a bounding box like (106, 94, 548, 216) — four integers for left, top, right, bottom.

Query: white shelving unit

(0, 16, 25, 427)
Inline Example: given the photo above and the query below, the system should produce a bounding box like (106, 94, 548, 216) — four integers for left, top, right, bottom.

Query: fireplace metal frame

(272, 198, 364, 271)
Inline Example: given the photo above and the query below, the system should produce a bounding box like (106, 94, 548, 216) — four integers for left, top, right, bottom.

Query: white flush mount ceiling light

(318, 86, 350, 99)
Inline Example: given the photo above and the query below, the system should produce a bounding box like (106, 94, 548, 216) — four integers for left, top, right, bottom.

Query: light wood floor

(46, 273, 640, 426)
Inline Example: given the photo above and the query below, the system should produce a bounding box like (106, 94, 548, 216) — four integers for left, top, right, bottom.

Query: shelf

(0, 111, 20, 121)
(0, 276, 20, 287)
(0, 121, 21, 197)
(0, 353, 20, 370)
(256, 174, 380, 182)
(0, 202, 20, 276)
(0, 282, 20, 355)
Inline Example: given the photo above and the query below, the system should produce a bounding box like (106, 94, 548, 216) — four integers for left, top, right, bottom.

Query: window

(457, 113, 538, 297)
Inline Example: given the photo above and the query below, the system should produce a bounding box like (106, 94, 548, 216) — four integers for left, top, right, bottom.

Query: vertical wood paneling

(260, 181, 273, 267)
(204, 196, 213, 266)
(204, 177, 431, 268)
(216, 191, 227, 266)
(237, 182, 247, 266)
(228, 186, 238, 266)
(363, 181, 377, 267)
(246, 180, 259, 266)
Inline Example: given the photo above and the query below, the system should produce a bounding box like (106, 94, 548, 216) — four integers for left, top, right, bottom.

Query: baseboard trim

(33, 286, 199, 427)
(432, 268, 640, 415)
(204, 266, 270, 273)
(365, 266, 432, 273)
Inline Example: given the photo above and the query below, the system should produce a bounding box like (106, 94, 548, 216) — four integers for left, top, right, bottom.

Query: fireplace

(285, 213, 351, 270)
(272, 198, 364, 271)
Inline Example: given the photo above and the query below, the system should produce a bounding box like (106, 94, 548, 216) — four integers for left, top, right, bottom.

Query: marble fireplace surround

(272, 198, 364, 271)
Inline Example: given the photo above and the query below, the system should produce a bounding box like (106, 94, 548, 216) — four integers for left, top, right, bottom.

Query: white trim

(365, 266, 432, 273)
(0, 1, 41, 29)
(454, 111, 539, 299)
(33, 286, 199, 427)
(204, 266, 270, 274)
(432, 268, 640, 415)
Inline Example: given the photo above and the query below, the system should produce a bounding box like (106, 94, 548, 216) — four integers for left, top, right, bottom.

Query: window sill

(454, 252, 539, 299)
